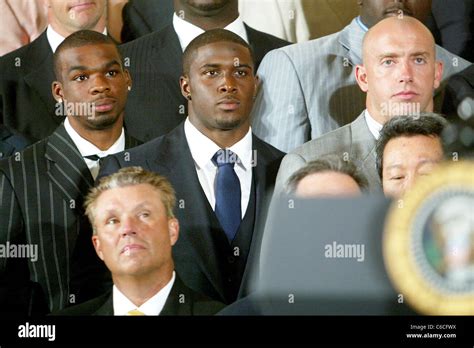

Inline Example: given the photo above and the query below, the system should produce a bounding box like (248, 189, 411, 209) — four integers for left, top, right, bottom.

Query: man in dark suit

(119, 0, 289, 142)
(0, 0, 108, 142)
(0, 30, 141, 316)
(55, 167, 224, 315)
(100, 29, 285, 305)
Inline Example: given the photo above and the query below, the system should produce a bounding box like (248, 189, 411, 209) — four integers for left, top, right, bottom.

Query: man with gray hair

(376, 113, 447, 198)
(286, 155, 368, 197)
(56, 167, 224, 315)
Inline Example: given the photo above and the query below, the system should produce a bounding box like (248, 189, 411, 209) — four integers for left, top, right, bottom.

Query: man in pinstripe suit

(0, 31, 140, 315)
(251, 0, 471, 153)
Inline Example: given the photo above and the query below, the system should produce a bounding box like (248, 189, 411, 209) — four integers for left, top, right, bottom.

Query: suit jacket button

(227, 276, 232, 283)
(227, 256, 235, 264)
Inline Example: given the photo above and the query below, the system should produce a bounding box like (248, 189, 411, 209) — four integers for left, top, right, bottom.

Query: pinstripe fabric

(251, 17, 472, 153)
(0, 124, 141, 314)
(274, 111, 381, 195)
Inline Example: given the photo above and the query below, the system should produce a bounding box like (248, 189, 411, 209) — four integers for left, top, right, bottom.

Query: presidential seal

(383, 161, 474, 315)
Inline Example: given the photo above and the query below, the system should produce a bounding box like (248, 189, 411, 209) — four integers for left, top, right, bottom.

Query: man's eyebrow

(385, 164, 403, 171)
(410, 51, 430, 57)
(377, 51, 431, 59)
(199, 63, 253, 69)
(377, 52, 401, 59)
(68, 59, 122, 74)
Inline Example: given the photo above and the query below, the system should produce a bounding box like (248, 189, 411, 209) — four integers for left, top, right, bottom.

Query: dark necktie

(84, 154, 101, 162)
(212, 149, 242, 243)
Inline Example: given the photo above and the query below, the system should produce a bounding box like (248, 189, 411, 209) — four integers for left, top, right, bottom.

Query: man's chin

(84, 114, 120, 130)
(214, 116, 244, 130)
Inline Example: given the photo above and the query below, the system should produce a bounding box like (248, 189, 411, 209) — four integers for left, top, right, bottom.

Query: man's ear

(168, 218, 179, 247)
(124, 69, 132, 91)
(433, 60, 444, 90)
(355, 65, 369, 93)
(254, 74, 260, 98)
(92, 235, 105, 261)
(52, 81, 64, 103)
(180, 75, 191, 99)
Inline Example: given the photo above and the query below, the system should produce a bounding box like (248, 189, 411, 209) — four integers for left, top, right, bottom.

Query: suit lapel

(245, 24, 267, 67)
(45, 124, 94, 213)
(146, 125, 226, 300)
(94, 292, 114, 315)
(338, 18, 365, 66)
(160, 275, 192, 315)
(350, 112, 381, 188)
(23, 32, 63, 126)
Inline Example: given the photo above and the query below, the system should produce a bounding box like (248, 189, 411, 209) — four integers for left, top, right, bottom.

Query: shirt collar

(364, 109, 383, 140)
(172, 13, 248, 52)
(356, 16, 369, 32)
(184, 118, 253, 171)
(113, 271, 176, 316)
(63, 118, 125, 158)
(46, 25, 108, 53)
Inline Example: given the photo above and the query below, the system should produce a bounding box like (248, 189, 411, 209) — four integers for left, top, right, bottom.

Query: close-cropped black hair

(182, 28, 255, 75)
(376, 113, 448, 179)
(53, 30, 121, 80)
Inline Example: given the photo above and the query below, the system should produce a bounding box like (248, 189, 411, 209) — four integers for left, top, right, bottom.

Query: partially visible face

(356, 17, 443, 124)
(52, 43, 131, 131)
(91, 184, 179, 278)
(48, 0, 106, 33)
(360, 0, 432, 28)
(181, 41, 258, 132)
(382, 135, 444, 198)
(295, 171, 362, 198)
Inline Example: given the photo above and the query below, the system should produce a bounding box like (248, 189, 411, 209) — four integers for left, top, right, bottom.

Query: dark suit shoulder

(50, 291, 111, 316)
(120, 24, 174, 55)
(121, 0, 174, 43)
(245, 24, 290, 49)
(165, 274, 225, 315)
(0, 139, 46, 174)
(0, 31, 50, 74)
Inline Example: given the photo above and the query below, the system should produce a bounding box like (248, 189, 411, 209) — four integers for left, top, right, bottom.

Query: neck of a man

(49, 16, 107, 38)
(366, 99, 434, 125)
(67, 116, 123, 151)
(174, 3, 239, 30)
(114, 266, 174, 308)
(191, 118, 250, 149)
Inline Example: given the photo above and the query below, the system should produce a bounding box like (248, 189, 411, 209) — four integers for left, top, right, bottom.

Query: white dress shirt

(172, 12, 248, 52)
(46, 25, 108, 52)
(364, 110, 383, 140)
(64, 118, 125, 179)
(184, 118, 253, 218)
(113, 271, 176, 316)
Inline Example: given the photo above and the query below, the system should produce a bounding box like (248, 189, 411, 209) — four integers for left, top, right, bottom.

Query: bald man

(274, 16, 444, 194)
(252, 0, 470, 153)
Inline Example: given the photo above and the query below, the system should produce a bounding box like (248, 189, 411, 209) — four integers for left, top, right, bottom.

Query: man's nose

(398, 61, 414, 83)
(120, 217, 137, 237)
(90, 74, 111, 94)
(218, 74, 237, 93)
